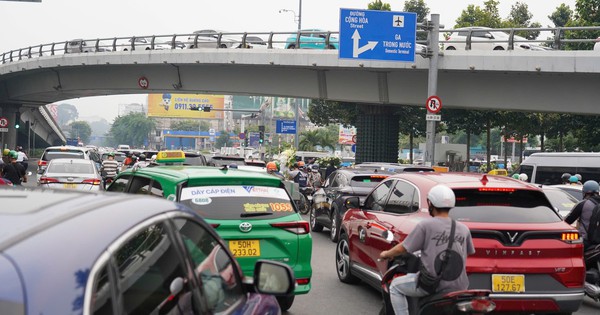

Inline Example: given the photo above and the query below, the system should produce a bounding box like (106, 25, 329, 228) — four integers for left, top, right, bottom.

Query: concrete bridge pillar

(355, 105, 399, 164)
(0, 104, 21, 150)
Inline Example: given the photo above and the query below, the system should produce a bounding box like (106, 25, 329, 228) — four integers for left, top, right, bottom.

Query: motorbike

(297, 186, 314, 215)
(378, 231, 495, 315)
(584, 244, 600, 301)
(100, 169, 115, 190)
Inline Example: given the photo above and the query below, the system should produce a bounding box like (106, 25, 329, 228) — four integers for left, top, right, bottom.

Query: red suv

(336, 172, 585, 314)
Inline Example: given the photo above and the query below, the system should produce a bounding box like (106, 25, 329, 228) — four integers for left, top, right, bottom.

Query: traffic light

(15, 112, 20, 129)
(259, 131, 264, 144)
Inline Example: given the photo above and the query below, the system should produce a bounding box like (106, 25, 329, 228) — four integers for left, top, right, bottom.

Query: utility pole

(424, 14, 441, 167)
(298, 0, 302, 31)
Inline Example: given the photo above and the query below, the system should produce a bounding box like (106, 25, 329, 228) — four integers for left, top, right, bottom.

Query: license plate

(229, 240, 260, 257)
(492, 274, 525, 293)
(63, 183, 77, 189)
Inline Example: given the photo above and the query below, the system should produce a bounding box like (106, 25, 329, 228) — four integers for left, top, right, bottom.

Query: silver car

(38, 158, 102, 191)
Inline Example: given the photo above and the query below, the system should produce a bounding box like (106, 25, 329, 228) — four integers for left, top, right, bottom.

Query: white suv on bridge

(444, 27, 549, 51)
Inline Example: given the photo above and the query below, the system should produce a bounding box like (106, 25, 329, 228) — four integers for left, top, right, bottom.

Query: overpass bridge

(0, 28, 599, 151)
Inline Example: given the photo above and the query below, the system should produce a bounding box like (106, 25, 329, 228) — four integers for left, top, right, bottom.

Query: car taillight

(39, 177, 59, 184)
(270, 221, 310, 235)
(297, 278, 310, 285)
(82, 178, 101, 185)
(456, 298, 496, 313)
(561, 232, 582, 244)
(38, 160, 47, 166)
(478, 188, 515, 192)
(210, 223, 220, 229)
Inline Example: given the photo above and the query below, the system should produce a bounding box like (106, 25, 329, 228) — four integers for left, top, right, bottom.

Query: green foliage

(68, 121, 92, 144)
(548, 3, 573, 27)
(299, 126, 338, 152)
(109, 113, 156, 147)
(170, 119, 210, 131)
(455, 0, 503, 28)
(215, 131, 232, 148)
(368, 0, 391, 11)
(307, 99, 358, 127)
(403, 0, 430, 22)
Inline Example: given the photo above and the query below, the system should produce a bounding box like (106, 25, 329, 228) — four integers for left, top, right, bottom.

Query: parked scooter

(584, 244, 600, 301)
(378, 231, 495, 315)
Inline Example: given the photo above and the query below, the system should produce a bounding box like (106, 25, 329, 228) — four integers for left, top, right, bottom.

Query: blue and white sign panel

(276, 120, 297, 134)
(339, 8, 417, 62)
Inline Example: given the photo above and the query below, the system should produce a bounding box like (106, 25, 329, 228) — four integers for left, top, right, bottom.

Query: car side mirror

(253, 260, 294, 296)
(170, 277, 184, 296)
(345, 196, 360, 209)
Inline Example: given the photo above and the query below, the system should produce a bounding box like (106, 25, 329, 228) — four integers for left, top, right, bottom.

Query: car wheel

(328, 45, 336, 49)
(336, 233, 360, 284)
(219, 44, 228, 48)
(123, 48, 128, 51)
(445, 46, 456, 50)
(298, 194, 310, 215)
(287, 44, 296, 49)
(310, 207, 323, 232)
(493, 46, 505, 50)
(276, 295, 295, 312)
(189, 45, 195, 49)
(329, 207, 340, 242)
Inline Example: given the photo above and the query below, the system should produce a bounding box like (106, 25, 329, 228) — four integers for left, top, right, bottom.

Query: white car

(66, 39, 111, 53)
(187, 29, 250, 49)
(121, 37, 171, 51)
(594, 37, 600, 51)
(38, 158, 102, 191)
(444, 27, 549, 51)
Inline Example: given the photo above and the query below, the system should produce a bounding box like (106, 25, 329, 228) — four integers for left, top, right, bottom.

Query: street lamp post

(279, 0, 302, 31)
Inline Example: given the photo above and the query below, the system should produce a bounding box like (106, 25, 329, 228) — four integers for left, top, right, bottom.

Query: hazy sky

(0, 0, 577, 122)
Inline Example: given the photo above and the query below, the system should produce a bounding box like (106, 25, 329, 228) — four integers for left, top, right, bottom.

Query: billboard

(339, 126, 357, 145)
(147, 93, 224, 119)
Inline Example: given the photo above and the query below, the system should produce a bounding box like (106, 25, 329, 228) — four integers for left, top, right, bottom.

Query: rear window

(211, 157, 245, 166)
(43, 149, 85, 161)
(453, 188, 552, 208)
(350, 175, 388, 187)
(450, 206, 562, 223)
(180, 185, 295, 220)
(184, 155, 206, 166)
(48, 162, 94, 174)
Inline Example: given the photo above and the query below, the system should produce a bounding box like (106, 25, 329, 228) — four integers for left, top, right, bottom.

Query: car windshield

(180, 185, 295, 220)
(350, 175, 388, 187)
(43, 149, 85, 161)
(450, 206, 562, 223)
(453, 188, 553, 208)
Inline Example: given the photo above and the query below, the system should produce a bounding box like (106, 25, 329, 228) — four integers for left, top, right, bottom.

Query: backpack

(587, 197, 600, 245)
(295, 171, 308, 187)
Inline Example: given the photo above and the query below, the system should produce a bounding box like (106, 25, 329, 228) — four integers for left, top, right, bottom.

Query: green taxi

(107, 150, 311, 311)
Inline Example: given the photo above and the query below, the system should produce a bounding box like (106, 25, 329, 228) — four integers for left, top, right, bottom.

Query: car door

(366, 179, 421, 274)
(348, 179, 395, 273)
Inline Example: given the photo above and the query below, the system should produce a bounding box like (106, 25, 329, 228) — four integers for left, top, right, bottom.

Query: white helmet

(519, 173, 528, 181)
(427, 185, 456, 208)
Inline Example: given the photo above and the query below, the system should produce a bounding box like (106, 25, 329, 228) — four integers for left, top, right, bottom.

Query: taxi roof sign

(156, 150, 186, 163)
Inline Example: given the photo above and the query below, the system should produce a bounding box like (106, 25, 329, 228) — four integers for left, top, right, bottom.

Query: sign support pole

(424, 14, 440, 167)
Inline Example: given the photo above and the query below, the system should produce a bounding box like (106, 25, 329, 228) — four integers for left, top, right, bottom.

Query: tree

(548, 3, 573, 27)
(57, 103, 79, 127)
(368, 0, 391, 11)
(396, 105, 426, 163)
(307, 100, 358, 127)
(109, 113, 156, 147)
(503, 2, 540, 39)
(68, 121, 92, 144)
(215, 131, 232, 148)
(403, 0, 430, 22)
(444, 109, 486, 170)
(171, 119, 210, 131)
(454, 0, 502, 28)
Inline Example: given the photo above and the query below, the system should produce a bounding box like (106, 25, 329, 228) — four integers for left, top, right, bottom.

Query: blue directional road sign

(339, 9, 417, 62)
(276, 120, 297, 134)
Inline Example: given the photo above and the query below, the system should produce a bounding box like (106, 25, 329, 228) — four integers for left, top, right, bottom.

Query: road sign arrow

(352, 29, 378, 58)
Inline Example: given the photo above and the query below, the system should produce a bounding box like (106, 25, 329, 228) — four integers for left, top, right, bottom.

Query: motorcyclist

(564, 180, 600, 249)
(101, 152, 119, 188)
(133, 153, 150, 169)
(308, 164, 322, 188)
(561, 173, 572, 185)
(379, 185, 475, 315)
(0, 150, 27, 185)
(15, 146, 28, 171)
(266, 161, 284, 180)
(569, 175, 582, 186)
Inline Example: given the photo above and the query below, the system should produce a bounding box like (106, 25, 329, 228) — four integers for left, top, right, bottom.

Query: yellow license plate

(492, 274, 525, 293)
(229, 240, 260, 257)
(63, 183, 77, 189)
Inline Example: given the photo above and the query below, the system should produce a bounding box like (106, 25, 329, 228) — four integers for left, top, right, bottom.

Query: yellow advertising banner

(147, 94, 224, 118)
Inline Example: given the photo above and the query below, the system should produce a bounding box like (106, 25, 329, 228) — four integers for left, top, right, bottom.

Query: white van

(513, 152, 600, 185)
(117, 144, 131, 151)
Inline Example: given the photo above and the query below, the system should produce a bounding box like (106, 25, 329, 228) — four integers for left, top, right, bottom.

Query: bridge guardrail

(2, 26, 599, 64)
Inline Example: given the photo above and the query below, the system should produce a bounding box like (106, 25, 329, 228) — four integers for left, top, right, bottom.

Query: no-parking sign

(0, 117, 8, 127)
(426, 95, 442, 114)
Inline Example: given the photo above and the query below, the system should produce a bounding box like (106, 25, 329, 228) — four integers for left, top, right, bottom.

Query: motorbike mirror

(382, 230, 394, 242)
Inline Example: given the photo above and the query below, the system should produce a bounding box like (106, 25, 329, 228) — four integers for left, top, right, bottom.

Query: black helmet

(139, 154, 146, 161)
(561, 173, 572, 182)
